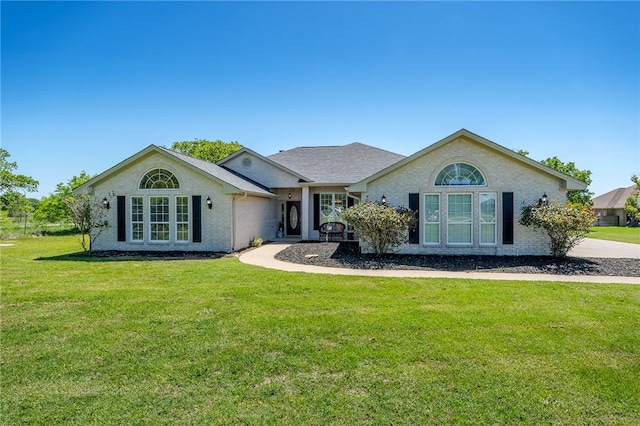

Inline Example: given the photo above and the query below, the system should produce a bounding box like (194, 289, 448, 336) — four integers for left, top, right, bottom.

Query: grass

(589, 226, 640, 244)
(2, 236, 639, 425)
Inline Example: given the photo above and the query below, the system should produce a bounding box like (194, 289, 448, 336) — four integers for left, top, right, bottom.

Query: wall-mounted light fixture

(537, 193, 549, 207)
(381, 195, 387, 205)
(206, 196, 213, 209)
(102, 197, 110, 210)
(288, 192, 292, 200)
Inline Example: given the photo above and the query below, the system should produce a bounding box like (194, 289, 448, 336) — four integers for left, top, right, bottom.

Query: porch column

(301, 186, 310, 240)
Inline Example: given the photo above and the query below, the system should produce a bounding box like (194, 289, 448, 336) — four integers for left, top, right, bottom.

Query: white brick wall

(89, 152, 236, 252)
(361, 137, 566, 256)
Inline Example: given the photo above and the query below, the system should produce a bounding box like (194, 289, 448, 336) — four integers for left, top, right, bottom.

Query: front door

(286, 201, 301, 236)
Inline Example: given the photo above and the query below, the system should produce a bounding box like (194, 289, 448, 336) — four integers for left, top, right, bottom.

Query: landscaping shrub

(341, 202, 414, 255)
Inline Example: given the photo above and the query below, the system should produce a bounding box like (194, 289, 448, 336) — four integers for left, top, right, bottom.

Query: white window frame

(423, 193, 440, 245)
(131, 196, 144, 242)
(479, 192, 497, 246)
(320, 193, 347, 224)
(149, 196, 170, 242)
(175, 196, 190, 243)
(447, 193, 473, 245)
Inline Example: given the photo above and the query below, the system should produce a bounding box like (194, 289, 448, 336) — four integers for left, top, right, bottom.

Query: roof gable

(349, 129, 589, 192)
(218, 147, 310, 183)
(593, 185, 636, 209)
(267, 142, 405, 185)
(75, 145, 274, 197)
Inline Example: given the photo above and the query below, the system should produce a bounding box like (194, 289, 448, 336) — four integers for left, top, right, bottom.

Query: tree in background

(0, 149, 39, 234)
(341, 202, 415, 256)
(510, 150, 593, 207)
(168, 139, 243, 163)
(33, 171, 94, 227)
(623, 174, 640, 227)
(520, 201, 596, 257)
(540, 156, 593, 206)
(0, 148, 39, 195)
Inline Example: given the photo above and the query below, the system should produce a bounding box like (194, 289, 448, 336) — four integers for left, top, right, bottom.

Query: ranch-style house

(76, 129, 587, 256)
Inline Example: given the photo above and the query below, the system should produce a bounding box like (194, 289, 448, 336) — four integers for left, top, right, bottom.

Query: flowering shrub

(341, 202, 415, 256)
(519, 202, 596, 257)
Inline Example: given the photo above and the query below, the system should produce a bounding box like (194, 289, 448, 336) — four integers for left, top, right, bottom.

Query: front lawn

(2, 236, 639, 424)
(589, 226, 640, 244)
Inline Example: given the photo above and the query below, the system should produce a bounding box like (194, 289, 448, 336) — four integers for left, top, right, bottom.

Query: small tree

(65, 194, 109, 252)
(623, 174, 640, 227)
(519, 201, 596, 257)
(341, 202, 414, 256)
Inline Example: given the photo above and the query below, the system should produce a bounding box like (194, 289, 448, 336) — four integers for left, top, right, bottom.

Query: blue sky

(2, 1, 639, 198)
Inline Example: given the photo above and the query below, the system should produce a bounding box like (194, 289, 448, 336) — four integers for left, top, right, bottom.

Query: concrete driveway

(570, 238, 640, 259)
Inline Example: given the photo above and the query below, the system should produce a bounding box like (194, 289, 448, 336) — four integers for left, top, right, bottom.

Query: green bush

(250, 237, 263, 248)
(341, 202, 414, 255)
(520, 202, 596, 257)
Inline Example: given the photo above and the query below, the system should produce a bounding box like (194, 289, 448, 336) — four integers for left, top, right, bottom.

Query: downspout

(345, 187, 361, 203)
(231, 192, 248, 251)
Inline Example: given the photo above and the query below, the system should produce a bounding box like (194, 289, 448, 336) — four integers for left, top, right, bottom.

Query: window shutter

(408, 193, 420, 244)
(117, 196, 126, 242)
(313, 194, 320, 230)
(502, 192, 514, 245)
(192, 195, 202, 243)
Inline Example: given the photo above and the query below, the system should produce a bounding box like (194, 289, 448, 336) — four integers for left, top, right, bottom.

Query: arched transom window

(139, 169, 180, 189)
(435, 163, 486, 186)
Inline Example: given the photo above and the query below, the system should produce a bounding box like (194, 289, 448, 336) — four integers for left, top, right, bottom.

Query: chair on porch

(319, 222, 345, 241)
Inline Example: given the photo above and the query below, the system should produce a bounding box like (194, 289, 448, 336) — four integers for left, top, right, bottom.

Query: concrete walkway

(568, 238, 640, 259)
(239, 239, 640, 284)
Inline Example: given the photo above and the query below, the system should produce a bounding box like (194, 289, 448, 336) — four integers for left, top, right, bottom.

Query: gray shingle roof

(267, 142, 405, 184)
(158, 146, 274, 196)
(593, 185, 636, 209)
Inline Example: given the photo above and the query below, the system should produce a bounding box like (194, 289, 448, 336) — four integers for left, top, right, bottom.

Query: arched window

(435, 163, 485, 186)
(139, 169, 180, 189)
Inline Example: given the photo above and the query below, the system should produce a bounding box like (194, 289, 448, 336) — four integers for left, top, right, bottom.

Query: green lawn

(2, 236, 639, 425)
(589, 226, 640, 244)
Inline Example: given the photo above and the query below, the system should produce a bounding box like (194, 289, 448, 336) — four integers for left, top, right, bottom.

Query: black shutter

(408, 193, 420, 244)
(117, 196, 126, 242)
(313, 194, 320, 230)
(502, 192, 514, 245)
(347, 196, 354, 208)
(192, 195, 202, 243)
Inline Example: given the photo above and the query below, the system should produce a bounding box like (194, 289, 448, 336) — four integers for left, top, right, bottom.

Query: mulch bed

(75, 250, 228, 260)
(275, 241, 640, 277)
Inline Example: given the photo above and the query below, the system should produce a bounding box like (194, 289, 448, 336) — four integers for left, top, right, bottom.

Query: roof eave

(74, 145, 274, 198)
(219, 147, 311, 183)
(348, 129, 589, 192)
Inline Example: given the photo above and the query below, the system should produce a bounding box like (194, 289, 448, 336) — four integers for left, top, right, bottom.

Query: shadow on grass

(36, 250, 228, 262)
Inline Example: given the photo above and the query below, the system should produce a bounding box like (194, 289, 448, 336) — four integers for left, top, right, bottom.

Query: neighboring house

(592, 185, 636, 226)
(76, 129, 587, 255)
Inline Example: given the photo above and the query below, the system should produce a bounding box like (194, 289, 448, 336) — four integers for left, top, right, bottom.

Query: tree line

(2, 139, 638, 247)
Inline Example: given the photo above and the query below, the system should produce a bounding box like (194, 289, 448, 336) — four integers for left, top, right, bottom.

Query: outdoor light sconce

(102, 197, 110, 210)
(206, 196, 213, 210)
(537, 193, 549, 207)
(381, 195, 387, 205)
(288, 192, 292, 199)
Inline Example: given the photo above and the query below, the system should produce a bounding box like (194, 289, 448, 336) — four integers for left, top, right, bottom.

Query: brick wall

(361, 137, 566, 256)
(89, 152, 234, 252)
